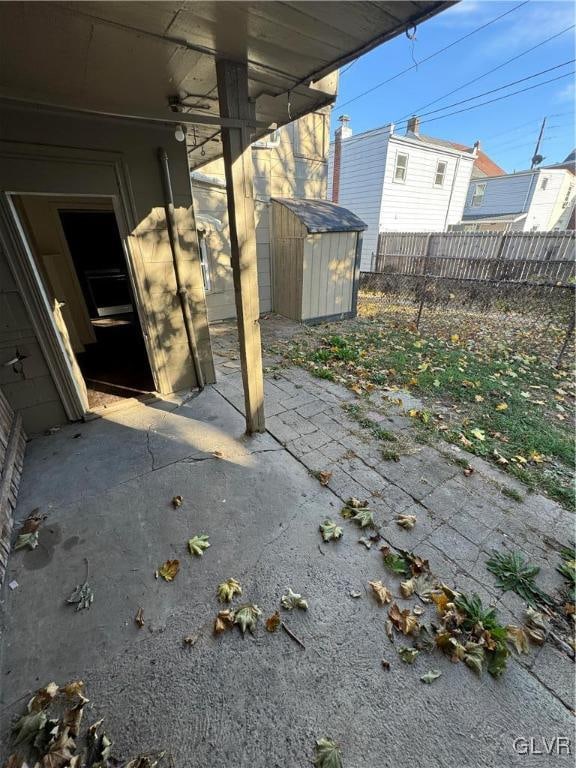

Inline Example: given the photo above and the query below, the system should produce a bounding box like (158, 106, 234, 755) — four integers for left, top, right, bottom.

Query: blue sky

(332, 0, 575, 172)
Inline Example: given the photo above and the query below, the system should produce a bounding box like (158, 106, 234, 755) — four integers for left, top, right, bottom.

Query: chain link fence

(359, 231, 575, 367)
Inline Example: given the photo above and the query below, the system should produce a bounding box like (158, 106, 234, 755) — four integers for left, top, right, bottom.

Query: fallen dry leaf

(495, 403, 508, 411)
(158, 559, 180, 581)
(212, 450, 224, 459)
(388, 602, 419, 635)
(135, 607, 145, 628)
(265, 611, 281, 633)
(506, 625, 529, 654)
(381, 659, 391, 671)
(28, 682, 59, 712)
(214, 610, 235, 634)
(281, 588, 308, 610)
(313, 737, 343, 768)
(60, 680, 88, 703)
(217, 578, 242, 603)
(234, 603, 262, 634)
(319, 519, 343, 542)
(420, 669, 442, 684)
(368, 580, 392, 606)
(183, 635, 198, 646)
(171, 495, 183, 508)
(14, 511, 46, 551)
(188, 535, 210, 556)
(63, 701, 84, 737)
(396, 514, 416, 530)
(318, 470, 332, 486)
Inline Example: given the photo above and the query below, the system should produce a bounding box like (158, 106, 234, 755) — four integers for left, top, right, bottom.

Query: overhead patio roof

(0, 1, 453, 168)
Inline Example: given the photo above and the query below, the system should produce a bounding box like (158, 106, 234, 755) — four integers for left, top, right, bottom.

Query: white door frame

(0, 192, 87, 420)
(0, 142, 169, 419)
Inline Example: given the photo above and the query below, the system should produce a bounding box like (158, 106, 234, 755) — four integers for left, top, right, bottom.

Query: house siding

(463, 168, 575, 231)
(329, 127, 390, 271)
(379, 136, 474, 234)
(464, 173, 535, 219)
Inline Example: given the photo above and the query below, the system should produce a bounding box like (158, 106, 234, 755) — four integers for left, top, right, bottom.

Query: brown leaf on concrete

(158, 560, 180, 581)
(213, 610, 235, 635)
(135, 608, 145, 628)
(368, 580, 392, 605)
(388, 602, 419, 635)
(60, 680, 88, 703)
(63, 702, 84, 737)
(318, 470, 332, 486)
(171, 495, 183, 508)
(265, 611, 281, 633)
(381, 659, 391, 671)
(28, 682, 59, 712)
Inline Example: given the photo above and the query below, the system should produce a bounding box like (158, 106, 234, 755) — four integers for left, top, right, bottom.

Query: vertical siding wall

(192, 109, 330, 322)
(302, 232, 356, 320)
(271, 203, 305, 321)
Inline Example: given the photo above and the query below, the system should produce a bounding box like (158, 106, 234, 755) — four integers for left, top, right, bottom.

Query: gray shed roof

(272, 198, 367, 234)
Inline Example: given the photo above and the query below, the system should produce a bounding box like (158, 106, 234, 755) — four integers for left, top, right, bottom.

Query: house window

(471, 182, 486, 207)
(540, 177, 548, 190)
(562, 184, 574, 208)
(394, 152, 409, 183)
(197, 229, 212, 293)
(253, 129, 280, 149)
(434, 160, 447, 187)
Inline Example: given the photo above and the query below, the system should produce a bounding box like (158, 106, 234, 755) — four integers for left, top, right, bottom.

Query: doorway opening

(15, 196, 155, 410)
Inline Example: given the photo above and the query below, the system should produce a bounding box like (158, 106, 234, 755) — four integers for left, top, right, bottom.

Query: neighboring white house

(459, 161, 576, 232)
(328, 116, 484, 270)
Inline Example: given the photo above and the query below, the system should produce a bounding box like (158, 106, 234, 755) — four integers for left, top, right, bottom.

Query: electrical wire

(395, 24, 575, 122)
(401, 59, 575, 123)
(406, 70, 574, 130)
(335, 0, 530, 109)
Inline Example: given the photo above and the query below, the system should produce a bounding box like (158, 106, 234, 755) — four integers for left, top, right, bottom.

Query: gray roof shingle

(272, 198, 367, 233)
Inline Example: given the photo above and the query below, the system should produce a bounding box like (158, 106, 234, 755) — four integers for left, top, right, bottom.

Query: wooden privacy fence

(372, 230, 575, 285)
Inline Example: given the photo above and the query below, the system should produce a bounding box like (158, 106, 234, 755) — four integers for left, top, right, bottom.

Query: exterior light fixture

(175, 124, 186, 142)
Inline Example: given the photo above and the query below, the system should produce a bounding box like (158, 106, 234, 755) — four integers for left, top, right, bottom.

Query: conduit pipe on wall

(157, 148, 204, 390)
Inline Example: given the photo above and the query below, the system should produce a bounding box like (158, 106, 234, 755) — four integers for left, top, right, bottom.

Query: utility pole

(531, 117, 546, 169)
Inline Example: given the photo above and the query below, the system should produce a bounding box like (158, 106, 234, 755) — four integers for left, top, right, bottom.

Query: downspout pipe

(443, 154, 461, 231)
(157, 148, 204, 390)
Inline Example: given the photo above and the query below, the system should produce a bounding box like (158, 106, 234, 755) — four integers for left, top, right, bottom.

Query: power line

(406, 60, 575, 122)
(404, 70, 574, 130)
(340, 59, 358, 75)
(335, 0, 529, 109)
(395, 24, 575, 122)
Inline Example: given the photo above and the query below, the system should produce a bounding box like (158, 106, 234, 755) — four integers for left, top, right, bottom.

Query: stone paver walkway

(211, 315, 575, 712)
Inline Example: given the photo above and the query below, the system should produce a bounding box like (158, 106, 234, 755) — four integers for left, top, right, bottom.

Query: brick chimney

(406, 115, 420, 135)
(473, 140, 481, 153)
(332, 114, 352, 203)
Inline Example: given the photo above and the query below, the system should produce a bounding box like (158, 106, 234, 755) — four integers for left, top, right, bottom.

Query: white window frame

(471, 182, 486, 207)
(393, 152, 409, 183)
(434, 160, 447, 187)
(562, 184, 573, 208)
(252, 129, 280, 149)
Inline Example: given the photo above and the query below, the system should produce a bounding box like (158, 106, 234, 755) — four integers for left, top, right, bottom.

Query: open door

(51, 297, 89, 412)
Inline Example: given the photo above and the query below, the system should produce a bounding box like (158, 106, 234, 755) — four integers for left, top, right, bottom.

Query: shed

(271, 198, 367, 323)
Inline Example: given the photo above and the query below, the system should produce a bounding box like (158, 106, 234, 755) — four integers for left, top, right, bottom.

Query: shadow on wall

(131, 205, 215, 396)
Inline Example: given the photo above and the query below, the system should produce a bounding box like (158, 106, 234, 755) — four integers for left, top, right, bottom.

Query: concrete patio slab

(0, 316, 574, 767)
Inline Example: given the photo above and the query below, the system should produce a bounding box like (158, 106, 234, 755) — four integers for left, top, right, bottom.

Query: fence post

(415, 233, 432, 329)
